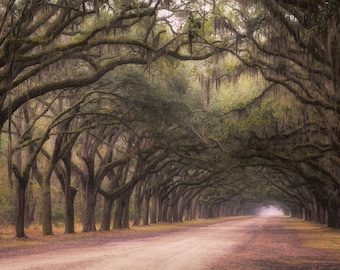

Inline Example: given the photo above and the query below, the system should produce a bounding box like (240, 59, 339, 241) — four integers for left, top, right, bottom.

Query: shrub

(52, 206, 65, 225)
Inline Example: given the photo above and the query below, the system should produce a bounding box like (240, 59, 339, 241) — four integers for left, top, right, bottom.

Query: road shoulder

(212, 216, 340, 270)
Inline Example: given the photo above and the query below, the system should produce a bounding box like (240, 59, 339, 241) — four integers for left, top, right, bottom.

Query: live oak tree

(79, 125, 132, 232)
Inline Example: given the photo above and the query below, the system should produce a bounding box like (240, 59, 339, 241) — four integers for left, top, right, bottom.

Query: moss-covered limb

(0, 56, 146, 128)
(0, 4, 90, 74)
(257, 62, 331, 103)
(307, 160, 340, 187)
(6, 46, 194, 123)
(223, 170, 295, 208)
(18, 3, 57, 39)
(330, 155, 340, 167)
(98, 147, 177, 222)
(166, 43, 227, 61)
(12, 91, 112, 167)
(223, 82, 276, 114)
(0, 0, 15, 46)
(220, 3, 332, 77)
(291, 142, 333, 157)
(95, 154, 135, 191)
(13, 9, 84, 50)
(247, 27, 333, 77)
(283, 165, 334, 203)
(15, 91, 66, 147)
(258, 122, 322, 142)
(86, 37, 156, 51)
(0, 1, 226, 128)
(261, 1, 333, 66)
(279, 150, 330, 165)
(226, 1, 339, 113)
(0, 2, 157, 108)
(260, 171, 302, 201)
(276, 78, 339, 114)
(236, 150, 331, 200)
(11, 4, 156, 62)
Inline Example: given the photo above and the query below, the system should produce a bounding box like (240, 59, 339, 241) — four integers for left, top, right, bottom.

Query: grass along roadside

(211, 216, 340, 269)
(0, 216, 250, 253)
(281, 216, 340, 254)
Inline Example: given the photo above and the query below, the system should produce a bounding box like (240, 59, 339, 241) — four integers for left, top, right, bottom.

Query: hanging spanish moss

(214, 17, 226, 35)
(146, 49, 153, 73)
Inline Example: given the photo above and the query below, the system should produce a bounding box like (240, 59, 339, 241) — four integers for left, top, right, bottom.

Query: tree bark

(143, 193, 151, 226)
(65, 187, 77, 234)
(316, 200, 327, 225)
(133, 182, 142, 226)
(25, 182, 35, 227)
(167, 203, 173, 223)
(41, 176, 53, 235)
(122, 201, 130, 229)
(41, 123, 65, 235)
(82, 184, 97, 232)
(100, 196, 114, 231)
(162, 200, 169, 222)
(150, 192, 158, 224)
(190, 197, 199, 220)
(112, 199, 123, 229)
(178, 198, 187, 222)
(172, 201, 179, 223)
(15, 180, 28, 238)
(122, 191, 132, 229)
(157, 194, 164, 222)
(327, 199, 340, 228)
(63, 153, 77, 234)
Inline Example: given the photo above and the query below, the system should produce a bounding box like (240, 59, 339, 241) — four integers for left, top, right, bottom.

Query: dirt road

(1, 216, 340, 270)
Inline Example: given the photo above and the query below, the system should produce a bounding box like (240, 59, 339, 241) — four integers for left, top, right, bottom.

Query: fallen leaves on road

(212, 216, 340, 270)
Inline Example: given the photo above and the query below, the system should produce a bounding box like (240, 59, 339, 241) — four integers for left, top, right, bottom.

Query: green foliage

(0, 133, 8, 156)
(245, 12, 266, 35)
(0, 204, 14, 226)
(52, 207, 65, 226)
(113, 67, 192, 129)
(210, 75, 265, 113)
(312, 0, 340, 29)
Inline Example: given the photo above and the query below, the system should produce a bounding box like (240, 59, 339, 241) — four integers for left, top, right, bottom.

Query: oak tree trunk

(133, 182, 142, 226)
(100, 196, 114, 231)
(327, 199, 340, 228)
(41, 175, 53, 235)
(64, 187, 77, 234)
(122, 192, 131, 229)
(15, 180, 28, 238)
(143, 193, 151, 225)
(82, 184, 97, 232)
(150, 192, 158, 224)
(112, 200, 123, 229)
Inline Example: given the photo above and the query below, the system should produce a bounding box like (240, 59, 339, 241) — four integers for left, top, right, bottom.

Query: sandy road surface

(1, 216, 266, 270)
